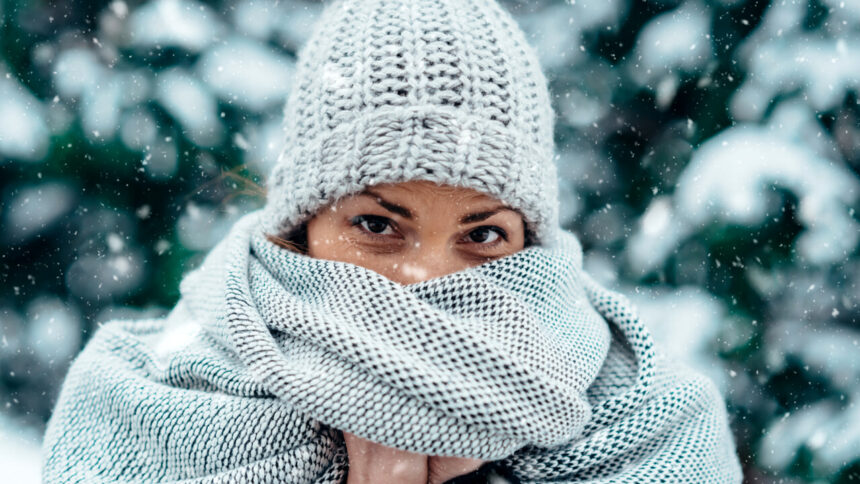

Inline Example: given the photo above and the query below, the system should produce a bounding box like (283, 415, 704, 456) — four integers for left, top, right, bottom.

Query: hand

(343, 432, 486, 484)
(428, 455, 487, 484)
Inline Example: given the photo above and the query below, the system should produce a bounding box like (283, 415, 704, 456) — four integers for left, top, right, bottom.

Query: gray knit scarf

(42, 210, 742, 483)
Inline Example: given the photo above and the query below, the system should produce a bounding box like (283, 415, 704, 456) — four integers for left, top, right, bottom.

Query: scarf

(42, 210, 742, 483)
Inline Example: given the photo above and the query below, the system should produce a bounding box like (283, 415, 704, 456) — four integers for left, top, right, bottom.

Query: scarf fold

(42, 210, 742, 483)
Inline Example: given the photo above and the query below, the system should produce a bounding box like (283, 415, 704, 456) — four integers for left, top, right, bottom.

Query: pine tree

(1, 0, 858, 481)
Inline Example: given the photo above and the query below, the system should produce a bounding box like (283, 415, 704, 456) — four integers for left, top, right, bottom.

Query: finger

(428, 456, 487, 484)
(343, 432, 428, 484)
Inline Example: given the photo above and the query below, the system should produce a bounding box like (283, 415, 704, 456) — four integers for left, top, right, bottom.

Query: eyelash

(349, 215, 508, 248)
(465, 226, 508, 247)
(350, 215, 395, 239)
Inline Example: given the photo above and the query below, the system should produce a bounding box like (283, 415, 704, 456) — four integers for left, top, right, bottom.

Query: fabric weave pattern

(42, 211, 743, 483)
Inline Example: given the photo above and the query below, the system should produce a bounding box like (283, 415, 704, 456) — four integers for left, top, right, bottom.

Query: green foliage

(1, 0, 858, 481)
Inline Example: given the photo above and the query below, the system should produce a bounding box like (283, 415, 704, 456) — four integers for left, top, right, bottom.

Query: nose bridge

(399, 238, 463, 284)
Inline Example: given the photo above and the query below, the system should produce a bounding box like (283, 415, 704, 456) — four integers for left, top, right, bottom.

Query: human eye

(350, 214, 398, 238)
(463, 226, 508, 246)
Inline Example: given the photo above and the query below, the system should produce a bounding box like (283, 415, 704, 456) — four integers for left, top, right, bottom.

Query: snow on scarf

(42, 210, 742, 483)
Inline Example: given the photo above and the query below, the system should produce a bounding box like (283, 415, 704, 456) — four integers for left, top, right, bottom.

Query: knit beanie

(260, 0, 560, 246)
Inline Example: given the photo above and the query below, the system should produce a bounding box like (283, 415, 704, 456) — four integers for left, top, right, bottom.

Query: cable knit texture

(42, 211, 742, 482)
(260, 0, 560, 246)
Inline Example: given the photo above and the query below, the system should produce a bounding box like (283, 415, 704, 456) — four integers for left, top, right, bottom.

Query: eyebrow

(360, 189, 413, 219)
(359, 189, 514, 224)
(459, 209, 509, 224)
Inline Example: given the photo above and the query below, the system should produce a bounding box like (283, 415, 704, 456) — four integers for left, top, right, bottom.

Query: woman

(42, 0, 743, 482)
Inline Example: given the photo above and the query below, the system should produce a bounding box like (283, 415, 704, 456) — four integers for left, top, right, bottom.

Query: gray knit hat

(261, 0, 560, 246)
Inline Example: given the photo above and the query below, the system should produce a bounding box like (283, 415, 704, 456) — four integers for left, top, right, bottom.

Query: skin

(301, 179, 528, 484)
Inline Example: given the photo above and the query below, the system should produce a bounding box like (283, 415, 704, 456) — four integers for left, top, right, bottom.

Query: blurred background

(1, 0, 858, 482)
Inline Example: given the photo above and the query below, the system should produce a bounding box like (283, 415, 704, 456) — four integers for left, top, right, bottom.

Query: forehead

(359, 180, 497, 201)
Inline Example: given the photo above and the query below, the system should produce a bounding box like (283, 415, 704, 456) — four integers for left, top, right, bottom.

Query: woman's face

(306, 180, 527, 285)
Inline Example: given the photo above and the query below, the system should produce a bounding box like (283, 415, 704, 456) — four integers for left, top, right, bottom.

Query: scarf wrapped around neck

(42, 210, 742, 483)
